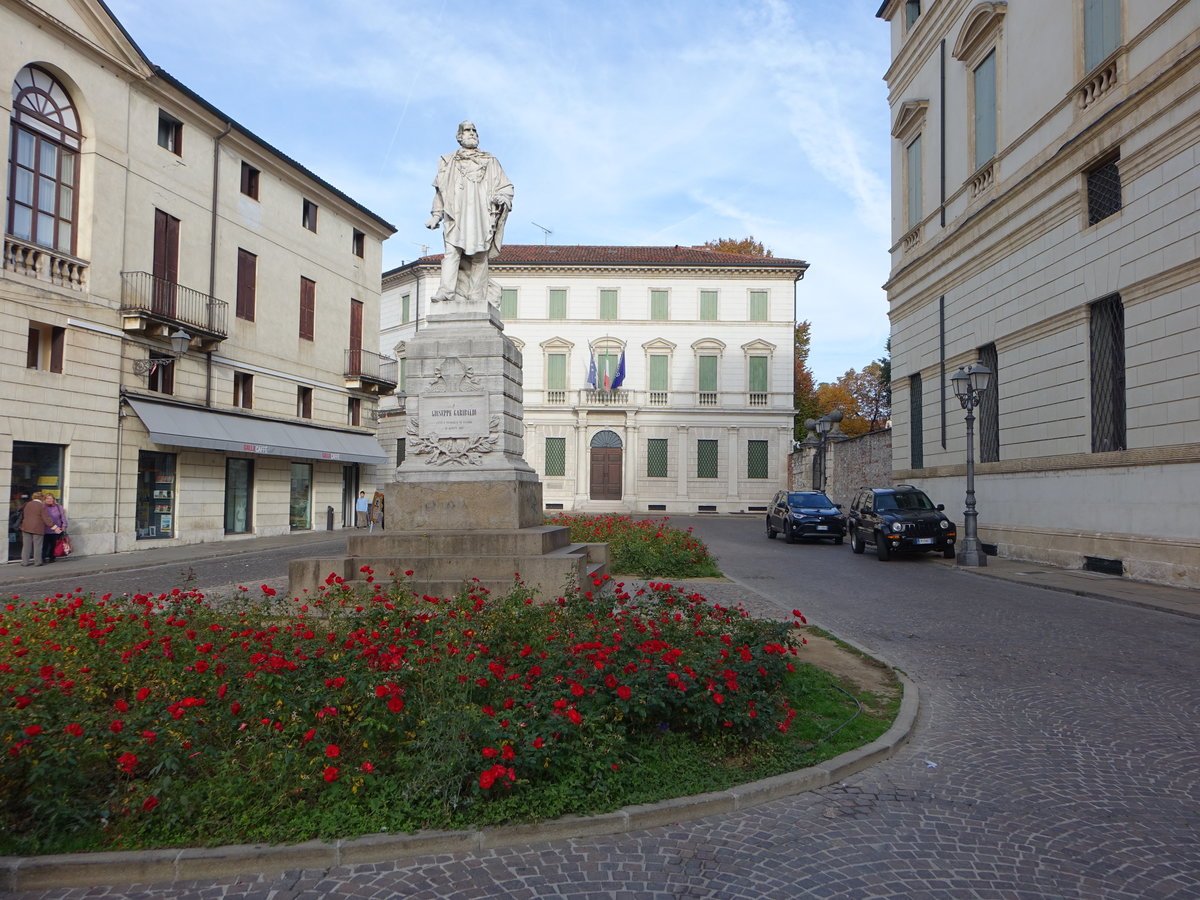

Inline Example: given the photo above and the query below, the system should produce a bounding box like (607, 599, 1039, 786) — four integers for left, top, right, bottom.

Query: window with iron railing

(697, 439, 719, 478)
(978, 344, 999, 463)
(909, 373, 924, 469)
(1087, 154, 1122, 226)
(544, 437, 566, 476)
(1090, 295, 1126, 452)
(747, 440, 769, 479)
(647, 438, 668, 477)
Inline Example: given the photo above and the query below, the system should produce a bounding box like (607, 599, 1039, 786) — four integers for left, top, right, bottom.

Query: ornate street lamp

(802, 409, 842, 492)
(951, 363, 993, 566)
(133, 329, 192, 375)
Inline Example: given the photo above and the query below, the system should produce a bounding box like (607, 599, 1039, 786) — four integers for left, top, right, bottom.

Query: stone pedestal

(289, 307, 607, 599)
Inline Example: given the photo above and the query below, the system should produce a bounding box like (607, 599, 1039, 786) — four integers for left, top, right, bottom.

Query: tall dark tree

(794, 321, 821, 438)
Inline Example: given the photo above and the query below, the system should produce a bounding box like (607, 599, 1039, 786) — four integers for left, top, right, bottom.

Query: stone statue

(425, 121, 514, 304)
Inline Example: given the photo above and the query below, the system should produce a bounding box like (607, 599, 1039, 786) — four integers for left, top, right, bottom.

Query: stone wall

(790, 428, 892, 507)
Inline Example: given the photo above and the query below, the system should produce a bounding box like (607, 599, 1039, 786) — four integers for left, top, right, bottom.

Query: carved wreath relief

(408, 356, 500, 466)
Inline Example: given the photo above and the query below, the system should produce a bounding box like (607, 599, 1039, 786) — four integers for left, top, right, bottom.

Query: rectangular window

(302, 199, 318, 232)
(749, 290, 768, 322)
(698, 355, 718, 393)
(1090, 294, 1126, 452)
(599, 289, 618, 320)
(978, 343, 999, 463)
(396, 438, 407, 466)
(647, 438, 669, 478)
(352, 229, 365, 258)
(299, 277, 315, 340)
(398, 357, 407, 393)
(26, 324, 65, 373)
(1084, 0, 1120, 72)
(544, 437, 566, 477)
(910, 373, 924, 469)
(347, 397, 362, 427)
(297, 385, 313, 419)
(748, 356, 768, 394)
(549, 288, 567, 319)
(224, 458, 253, 534)
(157, 111, 182, 155)
(700, 290, 718, 321)
(147, 354, 174, 395)
(1087, 154, 1122, 226)
(500, 287, 518, 318)
(240, 162, 259, 199)
(136, 450, 176, 539)
(649, 354, 669, 404)
(973, 49, 997, 170)
(546, 353, 567, 391)
(348, 298, 364, 376)
(906, 134, 923, 230)
(747, 440, 769, 479)
(233, 372, 253, 409)
(401, 293, 411, 324)
(650, 289, 669, 321)
(289, 463, 312, 531)
(697, 439, 719, 479)
(236, 248, 257, 321)
(905, 0, 921, 29)
(9, 125, 78, 253)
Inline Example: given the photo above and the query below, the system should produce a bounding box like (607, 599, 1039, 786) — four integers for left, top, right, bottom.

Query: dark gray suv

(766, 490, 845, 544)
(847, 485, 956, 561)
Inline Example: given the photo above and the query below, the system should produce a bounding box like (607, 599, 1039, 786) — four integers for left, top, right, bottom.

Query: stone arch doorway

(589, 430, 623, 501)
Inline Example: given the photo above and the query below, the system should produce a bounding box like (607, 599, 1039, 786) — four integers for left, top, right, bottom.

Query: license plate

(915, 537, 934, 545)
(817, 525, 828, 531)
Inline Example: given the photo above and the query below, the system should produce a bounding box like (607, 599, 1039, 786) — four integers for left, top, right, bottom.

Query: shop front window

(290, 463, 312, 531)
(224, 458, 253, 534)
(136, 451, 176, 539)
(8, 441, 64, 560)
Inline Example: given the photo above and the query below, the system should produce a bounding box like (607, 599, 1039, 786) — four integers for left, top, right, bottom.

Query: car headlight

(939, 520, 950, 530)
(890, 522, 907, 533)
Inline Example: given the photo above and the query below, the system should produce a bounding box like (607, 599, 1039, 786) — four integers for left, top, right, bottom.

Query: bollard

(326, 505, 335, 531)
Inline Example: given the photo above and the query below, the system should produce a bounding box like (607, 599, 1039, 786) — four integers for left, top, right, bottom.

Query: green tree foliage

(702, 236, 774, 257)
(793, 321, 821, 438)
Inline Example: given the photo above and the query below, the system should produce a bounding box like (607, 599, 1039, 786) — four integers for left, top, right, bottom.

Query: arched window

(7, 65, 82, 254)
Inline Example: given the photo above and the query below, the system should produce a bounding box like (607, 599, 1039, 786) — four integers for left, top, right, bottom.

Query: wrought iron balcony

(4, 235, 88, 291)
(345, 349, 398, 394)
(120, 271, 227, 349)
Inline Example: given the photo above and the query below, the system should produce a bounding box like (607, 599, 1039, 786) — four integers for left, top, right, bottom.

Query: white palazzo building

(377, 245, 808, 516)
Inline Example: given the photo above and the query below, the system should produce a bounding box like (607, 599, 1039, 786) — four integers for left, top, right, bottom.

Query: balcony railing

(546, 389, 567, 404)
(4, 235, 88, 291)
(120, 271, 228, 341)
(345, 349, 398, 394)
(748, 393, 768, 407)
(698, 392, 718, 406)
(583, 389, 629, 406)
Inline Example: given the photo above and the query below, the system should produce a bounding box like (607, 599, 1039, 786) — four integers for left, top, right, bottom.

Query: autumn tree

(702, 236, 774, 257)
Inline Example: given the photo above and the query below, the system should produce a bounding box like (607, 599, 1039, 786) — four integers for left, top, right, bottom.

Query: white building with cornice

(877, 0, 1200, 586)
(376, 245, 808, 516)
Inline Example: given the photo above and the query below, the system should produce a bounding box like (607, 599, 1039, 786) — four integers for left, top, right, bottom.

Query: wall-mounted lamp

(133, 329, 191, 375)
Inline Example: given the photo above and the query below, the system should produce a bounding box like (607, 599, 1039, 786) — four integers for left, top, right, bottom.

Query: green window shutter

(600, 289, 618, 320)
(1085, 0, 1120, 72)
(697, 439, 718, 479)
(549, 288, 567, 319)
(544, 437, 566, 476)
(973, 50, 996, 169)
(500, 288, 518, 318)
(700, 290, 718, 321)
(647, 438, 668, 477)
(649, 354, 669, 391)
(749, 290, 768, 322)
(906, 134, 922, 231)
(698, 355, 718, 392)
(401, 294, 411, 324)
(546, 353, 566, 390)
(398, 358, 407, 392)
(598, 351, 618, 384)
(747, 440, 769, 479)
(650, 289, 668, 321)
(749, 356, 768, 393)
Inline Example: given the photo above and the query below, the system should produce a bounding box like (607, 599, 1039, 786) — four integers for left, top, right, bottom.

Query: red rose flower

(325, 744, 340, 758)
(142, 796, 159, 812)
(23, 725, 43, 737)
(64, 723, 83, 737)
(617, 685, 631, 700)
(109, 720, 124, 733)
(323, 766, 339, 782)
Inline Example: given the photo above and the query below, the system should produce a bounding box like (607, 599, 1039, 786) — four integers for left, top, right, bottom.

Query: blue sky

(104, 0, 893, 383)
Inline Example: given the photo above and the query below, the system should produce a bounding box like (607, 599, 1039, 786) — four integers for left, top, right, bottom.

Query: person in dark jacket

(20, 492, 60, 566)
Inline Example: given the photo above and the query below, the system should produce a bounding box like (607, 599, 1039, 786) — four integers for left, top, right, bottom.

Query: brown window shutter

(50, 327, 65, 373)
(237, 249, 257, 321)
(26, 327, 39, 368)
(300, 278, 315, 340)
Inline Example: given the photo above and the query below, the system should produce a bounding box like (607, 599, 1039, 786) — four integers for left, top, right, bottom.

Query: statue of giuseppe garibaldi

(425, 121, 514, 304)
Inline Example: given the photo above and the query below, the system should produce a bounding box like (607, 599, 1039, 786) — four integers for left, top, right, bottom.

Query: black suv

(766, 490, 845, 544)
(847, 485, 956, 561)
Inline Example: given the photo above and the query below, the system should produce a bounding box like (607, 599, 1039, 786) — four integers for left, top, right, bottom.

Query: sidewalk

(2, 528, 1197, 619)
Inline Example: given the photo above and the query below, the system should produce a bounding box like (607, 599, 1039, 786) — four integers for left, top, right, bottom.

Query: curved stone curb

(1, 675, 917, 892)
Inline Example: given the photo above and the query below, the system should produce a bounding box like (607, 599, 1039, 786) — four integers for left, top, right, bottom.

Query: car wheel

(876, 534, 891, 561)
(766, 518, 777, 539)
(943, 545, 956, 559)
(850, 529, 864, 554)
(784, 523, 797, 544)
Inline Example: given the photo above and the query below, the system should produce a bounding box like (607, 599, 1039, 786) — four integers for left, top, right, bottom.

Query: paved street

(7, 517, 1200, 899)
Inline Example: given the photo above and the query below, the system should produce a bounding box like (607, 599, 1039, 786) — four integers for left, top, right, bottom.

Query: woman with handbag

(42, 494, 68, 563)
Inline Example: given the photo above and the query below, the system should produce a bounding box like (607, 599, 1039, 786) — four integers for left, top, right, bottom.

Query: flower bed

(547, 514, 721, 578)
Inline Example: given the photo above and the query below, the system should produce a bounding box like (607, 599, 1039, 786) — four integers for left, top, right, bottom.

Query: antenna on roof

(413, 242, 430, 255)
(531, 222, 553, 243)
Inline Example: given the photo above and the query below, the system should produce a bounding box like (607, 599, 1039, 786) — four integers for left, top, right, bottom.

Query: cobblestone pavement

(8, 519, 1200, 899)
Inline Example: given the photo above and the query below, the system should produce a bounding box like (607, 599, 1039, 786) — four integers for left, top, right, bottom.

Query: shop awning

(126, 398, 388, 465)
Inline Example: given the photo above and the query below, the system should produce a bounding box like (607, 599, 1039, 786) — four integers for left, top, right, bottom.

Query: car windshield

(788, 492, 834, 508)
(879, 491, 936, 511)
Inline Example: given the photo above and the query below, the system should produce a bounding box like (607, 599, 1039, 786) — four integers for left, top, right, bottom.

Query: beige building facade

(3, 0, 396, 560)
(376, 245, 807, 516)
(878, 0, 1200, 585)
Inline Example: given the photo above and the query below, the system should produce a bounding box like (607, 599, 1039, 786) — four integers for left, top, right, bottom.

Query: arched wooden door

(589, 430, 623, 500)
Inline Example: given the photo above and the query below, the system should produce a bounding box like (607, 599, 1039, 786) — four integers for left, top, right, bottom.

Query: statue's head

(456, 120, 479, 148)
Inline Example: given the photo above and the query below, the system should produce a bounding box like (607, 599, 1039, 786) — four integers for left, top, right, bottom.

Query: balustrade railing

(346, 348, 398, 387)
(4, 235, 88, 291)
(120, 271, 227, 337)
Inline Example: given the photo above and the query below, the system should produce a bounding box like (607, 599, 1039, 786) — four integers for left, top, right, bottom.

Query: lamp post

(951, 363, 993, 567)
(802, 409, 842, 492)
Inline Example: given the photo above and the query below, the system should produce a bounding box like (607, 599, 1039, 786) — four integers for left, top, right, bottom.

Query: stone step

(346, 524, 573, 558)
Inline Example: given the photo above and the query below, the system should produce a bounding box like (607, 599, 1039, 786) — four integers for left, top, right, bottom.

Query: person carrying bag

(42, 494, 68, 563)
